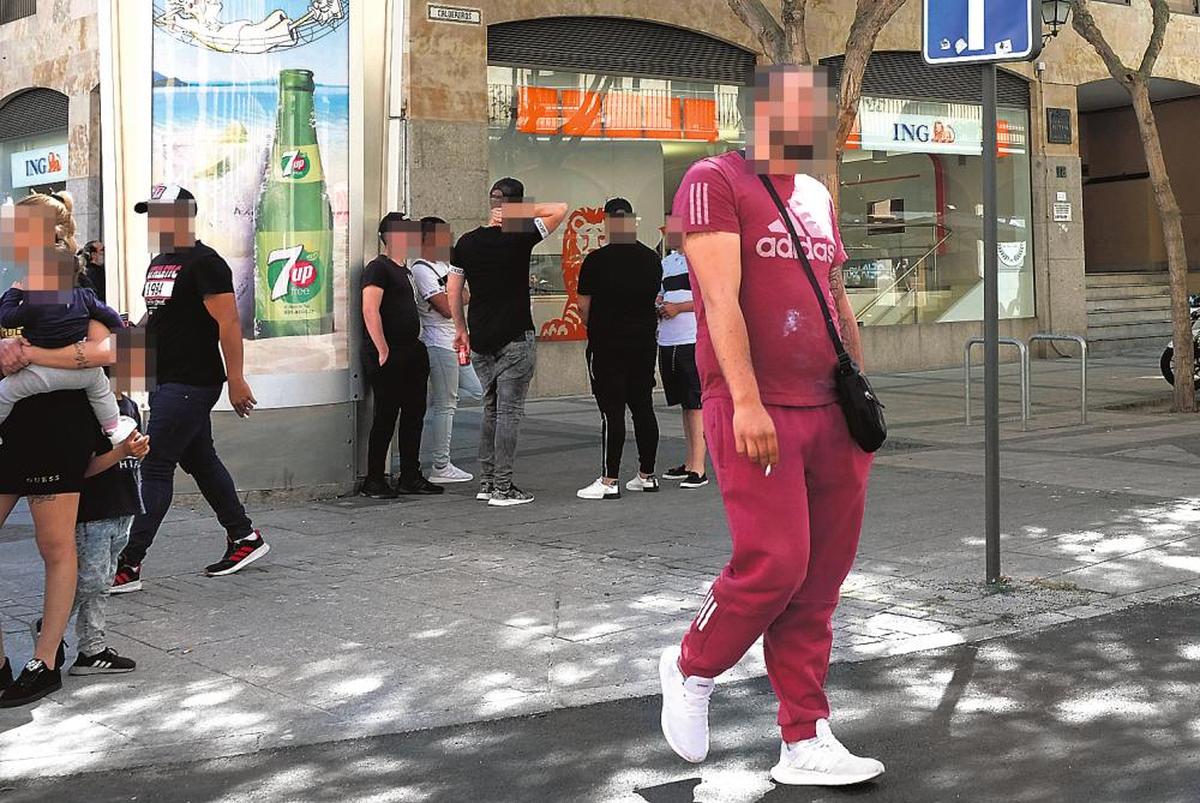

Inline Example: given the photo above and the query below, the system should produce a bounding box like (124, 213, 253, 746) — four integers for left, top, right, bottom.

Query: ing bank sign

(846, 97, 1027, 158)
(11, 144, 69, 189)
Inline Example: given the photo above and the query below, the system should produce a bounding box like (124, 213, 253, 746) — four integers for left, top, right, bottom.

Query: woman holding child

(0, 192, 147, 707)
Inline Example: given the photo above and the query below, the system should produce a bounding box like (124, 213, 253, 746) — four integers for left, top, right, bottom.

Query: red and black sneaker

(204, 530, 270, 577)
(110, 563, 142, 594)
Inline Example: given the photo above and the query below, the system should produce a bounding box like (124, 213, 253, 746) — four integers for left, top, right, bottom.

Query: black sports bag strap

(758, 174, 854, 370)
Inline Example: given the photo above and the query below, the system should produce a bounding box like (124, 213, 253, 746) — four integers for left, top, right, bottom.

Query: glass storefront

(0, 131, 69, 203)
(487, 65, 745, 339)
(487, 66, 1035, 336)
(840, 96, 1034, 325)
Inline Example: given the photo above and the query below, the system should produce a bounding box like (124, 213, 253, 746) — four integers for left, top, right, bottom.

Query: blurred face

(91, 242, 106, 265)
(111, 327, 156, 396)
(147, 201, 197, 253)
(605, 214, 637, 244)
(746, 66, 837, 177)
(491, 190, 539, 232)
(381, 220, 422, 260)
(421, 223, 453, 262)
(1, 204, 72, 293)
(663, 215, 684, 251)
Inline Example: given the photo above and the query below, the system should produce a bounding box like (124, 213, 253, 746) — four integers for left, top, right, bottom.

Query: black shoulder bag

(758, 175, 887, 453)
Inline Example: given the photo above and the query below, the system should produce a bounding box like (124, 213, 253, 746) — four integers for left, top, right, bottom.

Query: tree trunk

(1129, 81, 1196, 412)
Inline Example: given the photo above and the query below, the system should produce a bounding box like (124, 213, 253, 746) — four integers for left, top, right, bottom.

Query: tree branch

(835, 0, 910, 152)
(726, 0, 786, 63)
(781, 0, 811, 65)
(1070, 0, 1136, 86)
(1138, 0, 1172, 78)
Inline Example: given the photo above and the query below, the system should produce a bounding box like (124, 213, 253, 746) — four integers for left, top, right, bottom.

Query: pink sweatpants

(679, 397, 873, 743)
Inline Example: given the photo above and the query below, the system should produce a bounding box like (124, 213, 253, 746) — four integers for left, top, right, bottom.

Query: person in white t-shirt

(411, 216, 482, 484)
(657, 218, 708, 489)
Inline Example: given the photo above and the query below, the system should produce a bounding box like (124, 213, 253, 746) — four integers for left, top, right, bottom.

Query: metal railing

(964, 333, 1090, 429)
(853, 228, 955, 322)
(964, 337, 1029, 429)
(1028, 334, 1089, 425)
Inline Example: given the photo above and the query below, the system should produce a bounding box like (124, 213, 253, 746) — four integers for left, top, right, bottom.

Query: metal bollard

(1028, 334, 1089, 425)
(964, 336, 1029, 429)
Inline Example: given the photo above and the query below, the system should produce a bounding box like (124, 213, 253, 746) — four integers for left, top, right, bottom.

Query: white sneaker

(429, 463, 474, 484)
(769, 719, 885, 786)
(577, 478, 621, 500)
(108, 415, 139, 446)
(658, 646, 714, 763)
(626, 474, 660, 493)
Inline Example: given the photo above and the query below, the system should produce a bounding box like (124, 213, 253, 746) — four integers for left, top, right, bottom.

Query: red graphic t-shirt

(672, 150, 848, 407)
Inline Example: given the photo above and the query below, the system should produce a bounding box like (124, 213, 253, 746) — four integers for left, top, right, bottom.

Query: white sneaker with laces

(577, 478, 620, 500)
(429, 463, 474, 484)
(626, 474, 660, 493)
(769, 719, 885, 786)
(658, 646, 714, 763)
(108, 415, 139, 446)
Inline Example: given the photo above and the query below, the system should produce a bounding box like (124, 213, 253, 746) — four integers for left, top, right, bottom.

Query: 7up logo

(280, 150, 311, 180)
(268, 244, 320, 303)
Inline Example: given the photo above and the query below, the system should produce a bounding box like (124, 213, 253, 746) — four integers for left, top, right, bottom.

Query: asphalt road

(3, 596, 1197, 803)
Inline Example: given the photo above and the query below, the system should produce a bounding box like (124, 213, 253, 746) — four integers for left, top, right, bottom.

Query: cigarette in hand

(764, 464, 773, 477)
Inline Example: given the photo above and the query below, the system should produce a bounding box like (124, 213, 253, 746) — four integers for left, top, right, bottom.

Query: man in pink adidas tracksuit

(657, 65, 885, 787)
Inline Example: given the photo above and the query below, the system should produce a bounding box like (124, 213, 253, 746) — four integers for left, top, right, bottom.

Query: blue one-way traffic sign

(923, 0, 1042, 65)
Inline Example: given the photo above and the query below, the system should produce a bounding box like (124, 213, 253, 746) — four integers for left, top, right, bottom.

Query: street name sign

(923, 0, 1042, 65)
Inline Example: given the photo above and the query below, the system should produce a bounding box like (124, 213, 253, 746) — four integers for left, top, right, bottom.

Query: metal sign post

(924, 0, 1042, 584)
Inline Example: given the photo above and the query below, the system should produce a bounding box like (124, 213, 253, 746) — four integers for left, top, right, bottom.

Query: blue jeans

(73, 516, 133, 655)
(472, 333, 536, 490)
(425, 344, 483, 468)
(122, 383, 253, 565)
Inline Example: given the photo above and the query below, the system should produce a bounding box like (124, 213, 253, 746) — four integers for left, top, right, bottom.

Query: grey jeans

(472, 332, 536, 490)
(426, 344, 483, 469)
(0, 364, 118, 432)
(73, 515, 133, 656)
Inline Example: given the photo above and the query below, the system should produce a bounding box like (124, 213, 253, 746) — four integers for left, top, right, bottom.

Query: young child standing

(69, 394, 147, 674)
(0, 272, 135, 444)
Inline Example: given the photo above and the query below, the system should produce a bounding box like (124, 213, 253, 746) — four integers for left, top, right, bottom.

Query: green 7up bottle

(254, 69, 335, 338)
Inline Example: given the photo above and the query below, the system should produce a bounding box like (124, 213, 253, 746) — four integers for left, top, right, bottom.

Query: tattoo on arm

(828, 263, 846, 297)
(28, 494, 58, 504)
(73, 341, 90, 369)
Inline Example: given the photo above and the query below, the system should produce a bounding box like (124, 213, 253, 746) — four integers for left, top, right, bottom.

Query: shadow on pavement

(3, 595, 1196, 803)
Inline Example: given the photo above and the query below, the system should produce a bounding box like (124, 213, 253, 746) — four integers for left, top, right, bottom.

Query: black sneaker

(662, 465, 689, 481)
(475, 480, 494, 501)
(680, 472, 710, 489)
(396, 475, 445, 495)
(0, 659, 61, 707)
(0, 658, 12, 690)
(205, 530, 271, 577)
(360, 476, 400, 499)
(30, 618, 66, 670)
(110, 562, 142, 594)
(70, 647, 136, 676)
(488, 485, 535, 507)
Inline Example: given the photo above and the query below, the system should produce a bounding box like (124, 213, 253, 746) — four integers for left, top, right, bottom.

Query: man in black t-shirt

(448, 177, 567, 507)
(575, 198, 663, 500)
(359, 213, 443, 498)
(113, 185, 269, 593)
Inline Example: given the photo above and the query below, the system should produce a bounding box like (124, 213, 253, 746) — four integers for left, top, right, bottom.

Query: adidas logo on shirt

(756, 218, 838, 264)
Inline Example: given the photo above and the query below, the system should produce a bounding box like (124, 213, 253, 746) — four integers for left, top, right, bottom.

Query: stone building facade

(0, 0, 103, 240)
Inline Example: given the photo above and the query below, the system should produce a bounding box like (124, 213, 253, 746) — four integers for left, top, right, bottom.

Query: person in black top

(69, 393, 147, 675)
(360, 213, 443, 498)
(78, 241, 106, 302)
(448, 177, 567, 507)
(112, 185, 269, 594)
(574, 198, 663, 500)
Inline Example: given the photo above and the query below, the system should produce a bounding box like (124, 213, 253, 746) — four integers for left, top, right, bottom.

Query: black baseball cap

(604, 197, 634, 217)
(134, 184, 196, 214)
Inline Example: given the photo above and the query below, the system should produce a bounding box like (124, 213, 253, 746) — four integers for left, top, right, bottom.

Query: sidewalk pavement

(0, 349, 1196, 781)
(9, 594, 1196, 802)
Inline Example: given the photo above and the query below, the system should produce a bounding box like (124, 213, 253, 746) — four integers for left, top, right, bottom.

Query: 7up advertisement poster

(151, 1, 350, 374)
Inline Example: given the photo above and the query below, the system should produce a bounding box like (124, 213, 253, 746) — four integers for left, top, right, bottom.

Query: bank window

(0, 0, 36, 25)
(488, 65, 745, 339)
(839, 96, 1035, 326)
